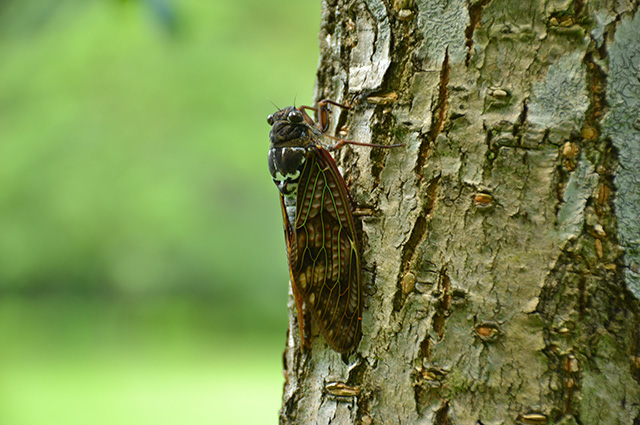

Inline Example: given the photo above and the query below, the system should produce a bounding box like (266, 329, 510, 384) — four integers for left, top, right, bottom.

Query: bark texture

(280, 0, 640, 424)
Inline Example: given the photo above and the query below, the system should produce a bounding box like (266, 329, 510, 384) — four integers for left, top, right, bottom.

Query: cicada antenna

(269, 99, 281, 111)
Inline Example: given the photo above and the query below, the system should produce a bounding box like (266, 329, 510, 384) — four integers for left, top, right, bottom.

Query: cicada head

(267, 107, 315, 147)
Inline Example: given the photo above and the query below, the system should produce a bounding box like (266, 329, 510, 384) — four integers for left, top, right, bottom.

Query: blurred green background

(0, 0, 320, 423)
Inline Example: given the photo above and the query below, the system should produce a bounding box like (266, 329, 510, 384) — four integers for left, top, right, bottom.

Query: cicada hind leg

(290, 277, 310, 350)
(298, 98, 402, 151)
(297, 98, 352, 133)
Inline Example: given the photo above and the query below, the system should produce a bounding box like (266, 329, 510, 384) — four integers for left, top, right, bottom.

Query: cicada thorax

(267, 105, 362, 353)
(267, 107, 317, 225)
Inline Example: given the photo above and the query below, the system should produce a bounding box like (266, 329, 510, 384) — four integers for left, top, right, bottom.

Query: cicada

(267, 99, 396, 353)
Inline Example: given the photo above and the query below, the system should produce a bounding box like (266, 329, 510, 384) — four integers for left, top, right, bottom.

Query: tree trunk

(280, 0, 640, 424)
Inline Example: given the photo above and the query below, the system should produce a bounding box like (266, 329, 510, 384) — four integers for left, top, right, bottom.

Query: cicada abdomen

(267, 101, 362, 353)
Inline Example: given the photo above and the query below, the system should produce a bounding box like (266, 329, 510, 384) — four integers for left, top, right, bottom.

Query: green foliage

(0, 0, 321, 422)
(0, 0, 320, 310)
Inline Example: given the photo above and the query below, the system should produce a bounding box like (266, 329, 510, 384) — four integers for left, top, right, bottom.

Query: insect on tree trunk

(279, 0, 640, 424)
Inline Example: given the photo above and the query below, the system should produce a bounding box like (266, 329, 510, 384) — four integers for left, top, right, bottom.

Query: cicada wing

(289, 146, 362, 353)
(279, 195, 307, 348)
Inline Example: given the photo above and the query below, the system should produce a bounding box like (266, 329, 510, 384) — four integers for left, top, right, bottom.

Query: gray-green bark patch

(556, 153, 598, 241)
(580, 332, 640, 424)
(348, 0, 391, 92)
(415, 0, 468, 65)
(528, 49, 589, 130)
(604, 12, 640, 298)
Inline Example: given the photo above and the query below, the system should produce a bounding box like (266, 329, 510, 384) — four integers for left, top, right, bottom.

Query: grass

(0, 295, 286, 424)
(0, 341, 284, 425)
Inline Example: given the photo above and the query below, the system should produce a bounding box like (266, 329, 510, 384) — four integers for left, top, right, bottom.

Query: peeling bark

(280, 0, 640, 424)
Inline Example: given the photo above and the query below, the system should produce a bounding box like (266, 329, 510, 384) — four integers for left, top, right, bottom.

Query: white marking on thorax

(283, 194, 297, 224)
(270, 146, 307, 224)
(273, 169, 300, 182)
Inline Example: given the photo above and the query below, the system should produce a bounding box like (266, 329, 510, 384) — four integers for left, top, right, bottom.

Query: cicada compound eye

(287, 110, 304, 123)
(267, 114, 275, 126)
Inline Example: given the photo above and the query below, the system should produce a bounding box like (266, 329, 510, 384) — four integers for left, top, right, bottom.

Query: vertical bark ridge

(534, 10, 640, 424)
(395, 175, 440, 312)
(464, 0, 492, 67)
(415, 48, 450, 174)
(434, 400, 451, 425)
(432, 267, 451, 340)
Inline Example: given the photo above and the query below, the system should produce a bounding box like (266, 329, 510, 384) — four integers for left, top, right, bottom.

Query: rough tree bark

(280, 0, 640, 424)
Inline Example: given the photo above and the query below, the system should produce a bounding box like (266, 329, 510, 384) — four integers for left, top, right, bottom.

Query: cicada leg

(290, 274, 310, 349)
(298, 98, 353, 133)
(299, 98, 402, 150)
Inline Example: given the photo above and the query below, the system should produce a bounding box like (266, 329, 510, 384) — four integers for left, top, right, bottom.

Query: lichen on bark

(604, 11, 640, 298)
